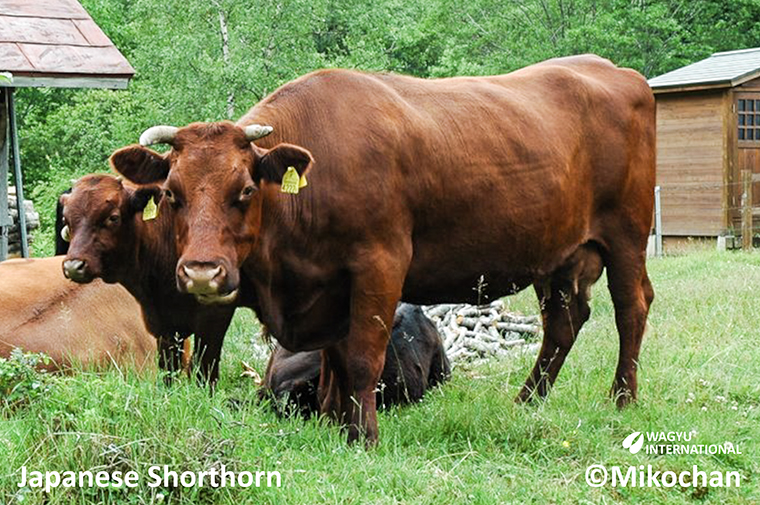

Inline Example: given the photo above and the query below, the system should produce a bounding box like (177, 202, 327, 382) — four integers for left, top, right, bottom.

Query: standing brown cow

(112, 55, 655, 444)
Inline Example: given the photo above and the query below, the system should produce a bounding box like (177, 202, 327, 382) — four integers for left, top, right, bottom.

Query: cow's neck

(118, 209, 179, 306)
(248, 189, 350, 350)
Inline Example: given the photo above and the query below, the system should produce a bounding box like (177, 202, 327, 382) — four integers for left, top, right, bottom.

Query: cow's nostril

(182, 265, 221, 282)
(63, 259, 87, 280)
(64, 259, 85, 272)
(180, 263, 226, 295)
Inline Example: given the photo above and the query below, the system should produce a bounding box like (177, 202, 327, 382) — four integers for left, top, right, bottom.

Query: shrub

(0, 348, 53, 410)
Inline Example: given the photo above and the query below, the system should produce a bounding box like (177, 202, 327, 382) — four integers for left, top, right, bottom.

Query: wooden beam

(742, 169, 753, 250)
(721, 89, 732, 232)
(0, 75, 130, 90)
(651, 82, 732, 95)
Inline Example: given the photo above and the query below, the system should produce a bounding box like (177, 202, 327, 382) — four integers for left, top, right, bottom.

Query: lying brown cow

(112, 55, 656, 444)
(261, 303, 450, 417)
(0, 256, 155, 371)
(60, 175, 248, 384)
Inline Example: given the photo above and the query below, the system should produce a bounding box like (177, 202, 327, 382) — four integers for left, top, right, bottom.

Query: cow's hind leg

(516, 245, 603, 403)
(318, 349, 342, 421)
(607, 249, 654, 407)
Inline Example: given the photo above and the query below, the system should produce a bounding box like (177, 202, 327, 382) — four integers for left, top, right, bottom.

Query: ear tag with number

(281, 166, 300, 194)
(142, 196, 158, 221)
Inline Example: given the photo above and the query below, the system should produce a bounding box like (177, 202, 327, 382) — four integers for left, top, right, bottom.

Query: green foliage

(0, 349, 52, 411)
(15, 0, 760, 256)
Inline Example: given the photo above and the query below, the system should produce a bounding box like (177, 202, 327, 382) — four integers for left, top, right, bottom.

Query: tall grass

(1, 250, 759, 504)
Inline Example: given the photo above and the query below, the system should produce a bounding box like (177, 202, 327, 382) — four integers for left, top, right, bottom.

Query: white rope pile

(423, 300, 542, 364)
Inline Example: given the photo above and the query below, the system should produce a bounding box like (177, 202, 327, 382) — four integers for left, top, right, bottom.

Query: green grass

(2, 250, 760, 504)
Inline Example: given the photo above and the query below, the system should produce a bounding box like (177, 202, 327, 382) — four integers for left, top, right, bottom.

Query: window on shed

(738, 99, 760, 142)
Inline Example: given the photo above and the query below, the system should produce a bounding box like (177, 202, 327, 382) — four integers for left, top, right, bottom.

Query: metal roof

(648, 47, 760, 92)
(0, 0, 134, 89)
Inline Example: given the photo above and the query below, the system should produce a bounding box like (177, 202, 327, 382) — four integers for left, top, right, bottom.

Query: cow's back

(0, 256, 156, 371)
(240, 55, 654, 303)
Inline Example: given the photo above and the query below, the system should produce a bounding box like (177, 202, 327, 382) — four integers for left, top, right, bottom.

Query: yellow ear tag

(281, 166, 300, 194)
(142, 196, 158, 221)
(298, 173, 308, 189)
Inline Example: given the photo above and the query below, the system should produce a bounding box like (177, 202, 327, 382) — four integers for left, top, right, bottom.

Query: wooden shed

(0, 0, 134, 261)
(649, 48, 760, 248)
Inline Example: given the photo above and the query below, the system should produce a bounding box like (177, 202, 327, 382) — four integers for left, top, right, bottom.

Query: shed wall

(656, 91, 726, 236)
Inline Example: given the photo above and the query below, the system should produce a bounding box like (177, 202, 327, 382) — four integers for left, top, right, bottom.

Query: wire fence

(653, 175, 760, 252)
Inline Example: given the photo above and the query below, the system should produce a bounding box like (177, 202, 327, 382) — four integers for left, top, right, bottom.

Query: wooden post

(0, 88, 10, 261)
(741, 169, 753, 250)
(654, 186, 663, 257)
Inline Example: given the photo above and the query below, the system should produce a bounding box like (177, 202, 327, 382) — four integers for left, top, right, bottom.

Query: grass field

(1, 250, 759, 504)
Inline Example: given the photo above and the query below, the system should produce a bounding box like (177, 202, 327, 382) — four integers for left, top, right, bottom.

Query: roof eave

(650, 80, 732, 95)
(650, 67, 760, 95)
(0, 73, 133, 90)
(729, 68, 760, 87)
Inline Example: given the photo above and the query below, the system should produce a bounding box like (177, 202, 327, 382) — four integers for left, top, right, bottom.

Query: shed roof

(0, 0, 134, 89)
(649, 47, 760, 94)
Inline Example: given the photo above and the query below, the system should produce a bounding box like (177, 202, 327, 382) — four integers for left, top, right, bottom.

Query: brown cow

(112, 55, 655, 444)
(260, 303, 450, 417)
(60, 175, 250, 385)
(0, 256, 156, 371)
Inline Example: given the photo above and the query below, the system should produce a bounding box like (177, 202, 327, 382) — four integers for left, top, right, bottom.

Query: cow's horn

(139, 126, 179, 146)
(244, 124, 273, 141)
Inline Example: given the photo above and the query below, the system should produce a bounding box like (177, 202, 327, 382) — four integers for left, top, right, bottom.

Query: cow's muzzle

(177, 261, 238, 304)
(63, 259, 93, 283)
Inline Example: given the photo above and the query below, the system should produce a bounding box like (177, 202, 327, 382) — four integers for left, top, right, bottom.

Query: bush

(0, 349, 53, 411)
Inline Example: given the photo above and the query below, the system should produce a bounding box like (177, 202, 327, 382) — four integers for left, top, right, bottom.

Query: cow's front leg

(329, 309, 393, 445)
(333, 251, 407, 445)
(157, 333, 189, 386)
(192, 307, 236, 391)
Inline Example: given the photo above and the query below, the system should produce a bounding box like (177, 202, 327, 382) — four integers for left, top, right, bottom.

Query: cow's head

(111, 121, 312, 303)
(61, 174, 161, 284)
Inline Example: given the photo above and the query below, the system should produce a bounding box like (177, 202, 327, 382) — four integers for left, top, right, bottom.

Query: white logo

(623, 432, 645, 454)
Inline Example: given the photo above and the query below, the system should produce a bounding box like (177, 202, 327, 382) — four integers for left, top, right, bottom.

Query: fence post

(8, 89, 27, 258)
(654, 186, 662, 257)
(741, 169, 753, 250)
(0, 89, 9, 261)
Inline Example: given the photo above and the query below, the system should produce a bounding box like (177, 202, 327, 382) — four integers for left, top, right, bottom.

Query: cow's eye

(240, 185, 255, 200)
(164, 189, 177, 204)
(106, 214, 120, 226)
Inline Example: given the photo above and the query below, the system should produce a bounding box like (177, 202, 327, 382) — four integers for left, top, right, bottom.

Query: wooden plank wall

(656, 90, 726, 236)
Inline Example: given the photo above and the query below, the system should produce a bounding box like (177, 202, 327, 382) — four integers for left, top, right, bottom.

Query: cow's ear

(127, 185, 163, 215)
(110, 145, 170, 184)
(255, 143, 313, 185)
(58, 191, 70, 208)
